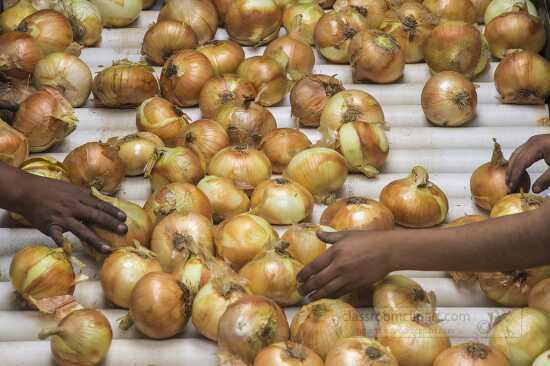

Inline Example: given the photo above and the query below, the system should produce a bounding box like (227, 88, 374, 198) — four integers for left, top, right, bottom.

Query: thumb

(317, 230, 347, 244)
(533, 169, 550, 194)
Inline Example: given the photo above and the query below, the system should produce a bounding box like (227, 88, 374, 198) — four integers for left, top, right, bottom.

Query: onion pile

(434, 343, 510, 366)
(18, 10, 74, 55)
(0, 32, 43, 79)
(490, 193, 543, 218)
(145, 146, 205, 191)
(259, 128, 312, 173)
(179, 119, 230, 163)
(484, 0, 537, 25)
(90, 0, 142, 27)
(197, 176, 250, 223)
(136, 96, 191, 146)
(225, 0, 282, 46)
(255, 342, 324, 366)
(325, 337, 399, 366)
(334, 0, 389, 29)
(157, 0, 218, 44)
(141, 21, 198, 66)
(281, 224, 333, 266)
(321, 197, 395, 231)
(108, 133, 164, 176)
(199, 75, 257, 119)
(423, 0, 476, 23)
(237, 56, 288, 107)
(0, 119, 29, 168)
(282, 1, 324, 45)
(198, 40, 245, 76)
(529, 278, 550, 313)
(264, 35, 315, 81)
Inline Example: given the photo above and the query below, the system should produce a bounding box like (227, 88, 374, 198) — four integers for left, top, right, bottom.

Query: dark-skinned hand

(507, 134, 550, 194)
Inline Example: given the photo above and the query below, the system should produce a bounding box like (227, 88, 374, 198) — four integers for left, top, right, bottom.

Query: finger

(298, 263, 340, 296)
(533, 169, 550, 193)
(317, 231, 347, 243)
(76, 205, 127, 234)
(64, 218, 112, 254)
(49, 224, 65, 247)
(507, 147, 542, 192)
(309, 277, 349, 301)
(297, 249, 334, 283)
(82, 196, 127, 222)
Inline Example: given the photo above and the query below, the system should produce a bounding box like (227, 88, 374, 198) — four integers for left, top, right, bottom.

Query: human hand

(507, 134, 550, 193)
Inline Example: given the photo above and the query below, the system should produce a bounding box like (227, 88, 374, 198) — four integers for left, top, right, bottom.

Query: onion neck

(466, 343, 489, 360)
(38, 326, 64, 340)
(411, 166, 429, 188)
(490, 139, 507, 167)
(365, 346, 383, 360)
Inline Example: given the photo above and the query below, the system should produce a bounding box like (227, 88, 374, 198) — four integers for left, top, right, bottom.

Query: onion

(141, 21, 198, 66)
(529, 278, 550, 313)
(208, 144, 272, 190)
(18, 10, 74, 55)
(218, 295, 290, 364)
(145, 146, 205, 191)
(0, 77, 37, 111)
(39, 309, 112, 366)
(421, 71, 478, 127)
(225, 0, 282, 46)
(142, 0, 155, 9)
(255, 341, 324, 366)
(484, 0, 537, 25)
(434, 343, 510, 366)
(13, 87, 77, 152)
(211, 0, 231, 24)
(291, 299, 366, 359)
(90, 0, 142, 27)
(259, 128, 311, 173)
(320, 197, 395, 231)
(380, 166, 449, 228)
(93, 60, 159, 108)
(484, 12, 545, 59)
(63, 142, 125, 194)
(284, 147, 348, 204)
(490, 193, 543, 218)
(290, 74, 345, 128)
(494, 51, 550, 105)
(533, 351, 550, 366)
(215, 101, 277, 147)
(0, 32, 43, 79)
(157, 0, 218, 44)
(380, 3, 438, 63)
(33, 52, 93, 107)
(470, 0, 492, 23)
(53, 0, 103, 46)
(282, 2, 324, 46)
(100, 243, 162, 308)
(143, 182, 213, 225)
(10, 246, 75, 303)
(197, 175, 251, 223)
(471, 139, 530, 210)
(264, 35, 315, 81)
(198, 40, 245, 77)
(199, 75, 257, 119)
(334, 0, 388, 29)
(477, 266, 550, 306)
(237, 56, 288, 107)
(0, 119, 29, 168)
(108, 132, 164, 177)
(215, 213, 278, 270)
(150, 212, 214, 272)
(0, 0, 39, 33)
(490, 308, 550, 366)
(325, 337, 399, 366)
(281, 224, 333, 266)
(314, 9, 368, 64)
(319, 0, 336, 8)
(136, 96, 191, 146)
(178, 119, 230, 164)
(319, 90, 385, 144)
(423, 0, 476, 23)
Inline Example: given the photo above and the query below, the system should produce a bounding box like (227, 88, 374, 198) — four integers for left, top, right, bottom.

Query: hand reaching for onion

(507, 134, 550, 194)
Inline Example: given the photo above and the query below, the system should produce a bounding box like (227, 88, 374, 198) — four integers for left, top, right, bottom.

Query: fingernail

(117, 224, 128, 233)
(118, 212, 126, 220)
(101, 245, 113, 253)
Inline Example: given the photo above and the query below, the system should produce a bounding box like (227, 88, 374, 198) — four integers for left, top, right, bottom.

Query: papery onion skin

(18, 10, 74, 55)
(109, 132, 164, 176)
(528, 278, 550, 313)
(434, 342, 510, 366)
(290, 299, 366, 359)
(264, 35, 315, 81)
(141, 20, 198, 66)
(157, 0, 218, 44)
(215, 213, 278, 270)
(0, 0, 38, 33)
(237, 56, 288, 107)
(178, 119, 230, 164)
(90, 0, 142, 27)
(52, 0, 103, 47)
(321, 197, 395, 231)
(211, 0, 232, 24)
(421, 71, 478, 127)
(470, 0, 491, 23)
(325, 337, 399, 366)
(0, 78, 37, 111)
(334, 0, 389, 29)
(198, 40, 246, 77)
(199, 75, 257, 119)
(225, 0, 282, 46)
(0, 119, 29, 168)
(490, 193, 543, 218)
(171, 250, 220, 297)
(484, 0, 537, 25)
(494, 51, 550, 105)
(93, 61, 159, 108)
(281, 224, 333, 266)
(33, 52, 93, 107)
(423, 0, 476, 23)
(0, 32, 43, 79)
(380, 166, 449, 228)
(218, 295, 290, 364)
(255, 341, 324, 366)
(290, 74, 345, 128)
(197, 176, 250, 223)
(136, 96, 191, 146)
(490, 308, 550, 366)
(532, 350, 550, 366)
(259, 128, 312, 173)
(282, 2, 324, 46)
(146, 146, 205, 191)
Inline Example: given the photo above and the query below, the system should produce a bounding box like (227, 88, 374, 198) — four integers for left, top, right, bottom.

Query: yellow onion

(197, 175, 250, 223)
(0, 31, 43, 79)
(255, 341, 324, 366)
(63, 142, 125, 194)
(136, 96, 191, 146)
(145, 146, 205, 191)
(92, 60, 159, 108)
(484, 12, 545, 59)
(494, 50, 550, 105)
(490, 308, 550, 366)
(326, 337, 399, 366)
(14, 87, 77, 152)
(39, 309, 112, 366)
(199, 74, 257, 119)
(33, 52, 93, 107)
(319, 0, 337, 8)
(264, 35, 315, 81)
(18, 10, 74, 55)
(215, 213, 278, 270)
(319, 90, 384, 144)
(0, 75, 37, 110)
(490, 193, 543, 218)
(334, 0, 388, 29)
(150, 212, 214, 272)
(157, 0, 218, 44)
(291, 299, 366, 359)
(210, 0, 231, 24)
(225, 0, 282, 46)
(208, 144, 272, 190)
(380, 3, 438, 63)
(10, 246, 75, 303)
(421, 71, 478, 127)
(198, 40, 245, 76)
(259, 128, 312, 173)
(477, 266, 550, 306)
(100, 243, 162, 308)
(108, 132, 164, 177)
(218, 295, 290, 364)
(290, 74, 345, 128)
(321, 197, 395, 231)
(178, 119, 230, 164)
(282, 1, 324, 46)
(0, 119, 29, 167)
(237, 56, 288, 107)
(215, 101, 277, 147)
(423, 0, 476, 23)
(533, 351, 550, 366)
(314, 9, 368, 64)
(90, 0, 142, 27)
(284, 147, 348, 204)
(471, 139, 530, 211)
(218, 352, 249, 366)
(434, 343, 510, 366)
(53, 0, 103, 47)
(424, 21, 489, 79)
(281, 224, 333, 266)
(470, 0, 492, 23)
(0, 0, 39, 33)
(124, 272, 192, 339)
(141, 20, 198, 66)
(484, 0, 537, 25)
(529, 278, 550, 313)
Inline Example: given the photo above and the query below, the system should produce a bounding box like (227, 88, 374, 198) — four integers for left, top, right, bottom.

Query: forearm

(0, 162, 28, 212)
